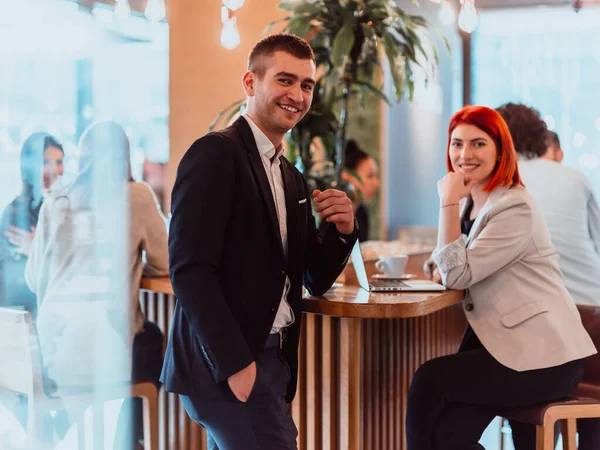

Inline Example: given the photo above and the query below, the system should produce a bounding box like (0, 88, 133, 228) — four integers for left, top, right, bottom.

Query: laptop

(351, 242, 446, 292)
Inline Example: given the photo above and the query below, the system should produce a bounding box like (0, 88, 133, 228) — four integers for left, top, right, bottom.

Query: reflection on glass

(0, 1, 169, 446)
(0, 133, 64, 320)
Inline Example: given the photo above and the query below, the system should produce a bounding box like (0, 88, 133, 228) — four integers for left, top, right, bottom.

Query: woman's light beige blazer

(433, 185, 596, 371)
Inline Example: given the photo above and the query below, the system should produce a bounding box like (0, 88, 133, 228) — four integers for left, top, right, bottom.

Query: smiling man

(161, 34, 358, 449)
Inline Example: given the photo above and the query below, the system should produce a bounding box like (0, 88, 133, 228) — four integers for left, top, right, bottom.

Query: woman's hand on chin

(437, 172, 476, 206)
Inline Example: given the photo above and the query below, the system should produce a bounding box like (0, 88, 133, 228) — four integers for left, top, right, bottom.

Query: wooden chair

(502, 305, 600, 450)
(0, 307, 158, 450)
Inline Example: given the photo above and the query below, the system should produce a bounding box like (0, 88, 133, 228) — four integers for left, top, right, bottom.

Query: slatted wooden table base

(140, 278, 465, 450)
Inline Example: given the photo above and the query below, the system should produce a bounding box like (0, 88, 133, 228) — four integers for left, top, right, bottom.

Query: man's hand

(313, 189, 355, 235)
(4, 226, 35, 256)
(227, 361, 256, 403)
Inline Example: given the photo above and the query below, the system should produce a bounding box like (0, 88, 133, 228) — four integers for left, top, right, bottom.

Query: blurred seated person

(407, 105, 595, 450)
(497, 103, 600, 450)
(338, 140, 380, 242)
(25, 121, 168, 449)
(0, 132, 63, 319)
(497, 103, 600, 308)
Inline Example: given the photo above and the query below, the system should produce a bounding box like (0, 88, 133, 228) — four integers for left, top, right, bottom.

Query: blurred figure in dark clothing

(0, 132, 64, 319)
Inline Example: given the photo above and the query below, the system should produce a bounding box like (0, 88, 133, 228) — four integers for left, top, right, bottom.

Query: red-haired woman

(406, 106, 596, 450)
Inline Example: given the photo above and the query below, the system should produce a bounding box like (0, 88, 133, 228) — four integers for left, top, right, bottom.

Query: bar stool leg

(92, 402, 104, 450)
(142, 394, 159, 450)
(76, 415, 86, 450)
(560, 418, 577, 450)
(536, 422, 555, 450)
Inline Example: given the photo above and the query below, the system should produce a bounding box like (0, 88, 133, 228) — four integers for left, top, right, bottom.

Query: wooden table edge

(141, 277, 464, 319)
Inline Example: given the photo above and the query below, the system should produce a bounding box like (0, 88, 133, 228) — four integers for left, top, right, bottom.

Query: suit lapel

(233, 117, 284, 258)
(466, 185, 510, 246)
(280, 160, 298, 263)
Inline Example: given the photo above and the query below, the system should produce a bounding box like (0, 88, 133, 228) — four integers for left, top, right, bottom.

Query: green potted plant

(211, 0, 449, 192)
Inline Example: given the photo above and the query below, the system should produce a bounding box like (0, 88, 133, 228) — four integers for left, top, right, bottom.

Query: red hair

(447, 105, 523, 192)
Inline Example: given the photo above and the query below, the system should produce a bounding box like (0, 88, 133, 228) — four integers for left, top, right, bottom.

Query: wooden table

(140, 272, 466, 450)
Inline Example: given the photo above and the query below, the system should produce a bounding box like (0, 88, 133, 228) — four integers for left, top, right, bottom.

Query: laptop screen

(350, 242, 370, 291)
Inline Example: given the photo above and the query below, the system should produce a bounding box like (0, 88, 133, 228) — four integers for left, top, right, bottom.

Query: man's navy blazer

(160, 117, 357, 402)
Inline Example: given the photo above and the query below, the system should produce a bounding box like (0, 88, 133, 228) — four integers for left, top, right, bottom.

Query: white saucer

(372, 273, 416, 280)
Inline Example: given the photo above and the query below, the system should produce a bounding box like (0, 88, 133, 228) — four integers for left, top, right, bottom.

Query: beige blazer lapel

(466, 185, 511, 246)
(459, 197, 471, 220)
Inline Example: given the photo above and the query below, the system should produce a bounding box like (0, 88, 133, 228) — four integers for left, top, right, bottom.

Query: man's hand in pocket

(227, 361, 256, 402)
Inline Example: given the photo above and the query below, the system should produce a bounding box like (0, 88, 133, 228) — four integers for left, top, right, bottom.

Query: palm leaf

(288, 15, 313, 38)
(331, 14, 356, 69)
(292, 1, 323, 15)
(382, 32, 407, 102)
(353, 80, 391, 106)
(208, 98, 245, 131)
(264, 16, 291, 34)
(406, 64, 415, 101)
(278, 0, 297, 12)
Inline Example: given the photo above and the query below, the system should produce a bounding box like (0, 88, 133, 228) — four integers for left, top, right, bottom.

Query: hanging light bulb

(222, 0, 245, 11)
(438, 0, 455, 25)
(220, 9, 240, 51)
(114, 0, 130, 20)
(145, 0, 166, 23)
(458, 0, 479, 33)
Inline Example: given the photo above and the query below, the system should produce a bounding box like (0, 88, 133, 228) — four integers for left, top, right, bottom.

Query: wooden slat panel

(386, 320, 393, 449)
(353, 305, 467, 449)
(293, 315, 307, 450)
(339, 318, 362, 450)
(320, 316, 335, 450)
(364, 319, 373, 450)
(305, 314, 318, 448)
(140, 288, 466, 450)
(157, 292, 168, 450)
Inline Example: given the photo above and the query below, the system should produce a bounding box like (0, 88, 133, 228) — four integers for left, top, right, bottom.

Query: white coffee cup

(375, 255, 408, 277)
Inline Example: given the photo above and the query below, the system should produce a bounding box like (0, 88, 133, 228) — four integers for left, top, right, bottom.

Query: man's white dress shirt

(243, 114, 294, 333)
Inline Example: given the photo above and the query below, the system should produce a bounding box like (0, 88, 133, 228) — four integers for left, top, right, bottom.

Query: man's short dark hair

(248, 33, 315, 79)
(546, 130, 561, 150)
(496, 102, 548, 160)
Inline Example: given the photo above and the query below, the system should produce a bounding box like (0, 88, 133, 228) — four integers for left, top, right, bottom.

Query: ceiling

(76, 0, 152, 14)
(476, 0, 599, 9)
(73, 0, 600, 14)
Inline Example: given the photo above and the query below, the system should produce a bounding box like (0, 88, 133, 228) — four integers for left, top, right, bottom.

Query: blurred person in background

(0, 132, 64, 319)
(542, 130, 564, 162)
(25, 121, 168, 449)
(320, 139, 380, 241)
(341, 140, 380, 242)
(0, 132, 63, 437)
(497, 102, 600, 450)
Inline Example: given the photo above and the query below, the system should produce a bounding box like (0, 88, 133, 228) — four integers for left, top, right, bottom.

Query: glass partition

(0, 1, 168, 448)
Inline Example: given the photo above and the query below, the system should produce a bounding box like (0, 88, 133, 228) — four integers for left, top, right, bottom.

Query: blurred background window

(472, 5, 600, 195)
(0, 0, 169, 212)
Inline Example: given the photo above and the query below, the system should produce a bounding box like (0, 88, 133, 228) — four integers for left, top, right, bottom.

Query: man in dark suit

(161, 33, 358, 449)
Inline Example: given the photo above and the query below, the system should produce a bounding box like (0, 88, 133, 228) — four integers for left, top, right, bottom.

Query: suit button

(465, 303, 474, 312)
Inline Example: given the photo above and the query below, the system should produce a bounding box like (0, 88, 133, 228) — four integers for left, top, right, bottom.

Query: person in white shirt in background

(497, 102, 600, 450)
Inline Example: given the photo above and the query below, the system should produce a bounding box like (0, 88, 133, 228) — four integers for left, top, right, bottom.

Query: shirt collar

(242, 114, 284, 160)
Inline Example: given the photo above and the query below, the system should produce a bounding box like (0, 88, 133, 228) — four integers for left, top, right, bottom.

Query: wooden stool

(503, 397, 600, 450)
(502, 305, 600, 449)
(0, 308, 159, 450)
